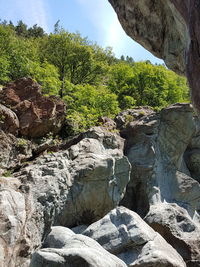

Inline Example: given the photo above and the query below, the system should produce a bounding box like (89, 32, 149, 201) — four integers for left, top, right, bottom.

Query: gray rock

(17, 127, 130, 232)
(145, 203, 200, 266)
(2, 104, 200, 266)
(43, 226, 74, 249)
(0, 130, 32, 169)
(119, 104, 200, 265)
(0, 177, 27, 267)
(30, 226, 127, 267)
(1, 127, 130, 265)
(108, 0, 188, 75)
(108, 0, 200, 115)
(82, 206, 185, 267)
(115, 107, 155, 130)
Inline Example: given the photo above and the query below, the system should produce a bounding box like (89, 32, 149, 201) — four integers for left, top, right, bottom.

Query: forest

(0, 20, 190, 132)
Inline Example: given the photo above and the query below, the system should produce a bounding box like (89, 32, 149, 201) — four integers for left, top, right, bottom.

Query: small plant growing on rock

(17, 138, 28, 148)
(2, 169, 13, 177)
(139, 110, 145, 116)
(124, 114, 135, 126)
(0, 114, 5, 124)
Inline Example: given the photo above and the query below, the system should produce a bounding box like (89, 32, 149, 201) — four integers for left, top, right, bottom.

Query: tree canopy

(0, 20, 190, 133)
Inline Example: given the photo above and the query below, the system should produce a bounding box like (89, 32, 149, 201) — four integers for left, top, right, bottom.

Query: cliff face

(0, 79, 200, 266)
(108, 0, 200, 113)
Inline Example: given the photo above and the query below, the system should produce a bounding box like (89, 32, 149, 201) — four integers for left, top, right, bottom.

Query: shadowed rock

(108, 0, 200, 112)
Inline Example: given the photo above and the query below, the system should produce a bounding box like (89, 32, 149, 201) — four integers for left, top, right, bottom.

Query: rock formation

(81, 207, 186, 267)
(0, 100, 200, 266)
(0, 78, 66, 138)
(30, 226, 127, 267)
(108, 0, 200, 112)
(0, 126, 131, 266)
(119, 103, 200, 266)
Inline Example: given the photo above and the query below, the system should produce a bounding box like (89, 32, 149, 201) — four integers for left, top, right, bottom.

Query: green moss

(2, 170, 13, 177)
(17, 138, 28, 147)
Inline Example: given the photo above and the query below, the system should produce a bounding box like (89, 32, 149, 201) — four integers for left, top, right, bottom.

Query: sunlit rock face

(108, 0, 200, 113)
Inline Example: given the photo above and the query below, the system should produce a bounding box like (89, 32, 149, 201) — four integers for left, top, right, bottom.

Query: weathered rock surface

(30, 226, 127, 267)
(0, 127, 130, 266)
(119, 104, 200, 266)
(0, 77, 66, 138)
(0, 103, 19, 135)
(108, 0, 200, 112)
(108, 0, 188, 75)
(145, 203, 200, 267)
(115, 107, 155, 130)
(0, 130, 32, 169)
(0, 177, 28, 267)
(82, 206, 186, 267)
(1, 104, 200, 266)
(184, 118, 200, 184)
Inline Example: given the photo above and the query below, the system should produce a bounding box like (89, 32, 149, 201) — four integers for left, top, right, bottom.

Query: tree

(107, 61, 189, 109)
(40, 30, 109, 97)
(65, 84, 120, 132)
(27, 24, 45, 38)
(0, 55, 10, 84)
(15, 20, 28, 37)
(27, 61, 60, 95)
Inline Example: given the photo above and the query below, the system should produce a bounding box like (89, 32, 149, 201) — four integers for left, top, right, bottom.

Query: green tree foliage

(0, 19, 190, 133)
(15, 20, 28, 37)
(0, 55, 10, 84)
(107, 61, 189, 109)
(27, 61, 61, 96)
(64, 83, 119, 132)
(40, 30, 110, 97)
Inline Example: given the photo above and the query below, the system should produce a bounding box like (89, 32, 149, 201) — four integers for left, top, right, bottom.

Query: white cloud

(0, 0, 49, 31)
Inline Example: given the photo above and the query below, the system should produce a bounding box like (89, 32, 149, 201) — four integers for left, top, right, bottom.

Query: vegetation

(0, 20, 190, 133)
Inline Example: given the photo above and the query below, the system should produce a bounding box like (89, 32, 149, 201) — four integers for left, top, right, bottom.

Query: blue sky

(0, 0, 163, 64)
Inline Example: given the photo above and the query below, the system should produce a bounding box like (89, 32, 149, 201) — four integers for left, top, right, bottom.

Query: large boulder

(108, 0, 200, 112)
(0, 77, 66, 138)
(0, 127, 130, 266)
(119, 104, 200, 265)
(30, 226, 127, 267)
(145, 203, 200, 267)
(81, 207, 185, 267)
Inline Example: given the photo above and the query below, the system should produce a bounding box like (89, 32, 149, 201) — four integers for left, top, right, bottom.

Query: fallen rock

(82, 206, 186, 267)
(30, 226, 127, 267)
(0, 77, 66, 138)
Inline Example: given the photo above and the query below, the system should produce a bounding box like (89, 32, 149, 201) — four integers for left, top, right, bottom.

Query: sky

(0, 0, 163, 64)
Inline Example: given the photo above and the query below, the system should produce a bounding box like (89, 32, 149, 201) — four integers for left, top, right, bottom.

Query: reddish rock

(0, 78, 66, 138)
